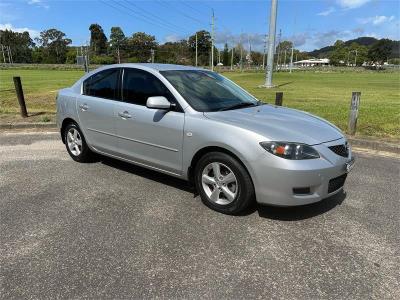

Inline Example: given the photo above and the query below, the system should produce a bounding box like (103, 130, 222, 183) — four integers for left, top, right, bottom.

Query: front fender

(182, 114, 265, 180)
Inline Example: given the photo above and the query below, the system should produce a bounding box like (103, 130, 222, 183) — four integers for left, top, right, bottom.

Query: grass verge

(0, 67, 399, 139)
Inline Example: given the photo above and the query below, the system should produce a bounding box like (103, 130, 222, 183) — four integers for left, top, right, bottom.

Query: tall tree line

(1, 24, 399, 66)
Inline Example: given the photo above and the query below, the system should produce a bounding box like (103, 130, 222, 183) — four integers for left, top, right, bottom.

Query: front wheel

(194, 152, 255, 215)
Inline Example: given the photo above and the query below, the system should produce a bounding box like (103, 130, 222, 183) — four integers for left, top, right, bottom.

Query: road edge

(0, 122, 57, 129)
(0, 122, 398, 154)
(347, 136, 399, 154)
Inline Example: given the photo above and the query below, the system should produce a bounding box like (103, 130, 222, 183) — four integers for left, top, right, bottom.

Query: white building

(294, 58, 330, 67)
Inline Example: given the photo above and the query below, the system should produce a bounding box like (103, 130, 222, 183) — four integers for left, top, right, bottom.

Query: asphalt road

(1, 131, 399, 299)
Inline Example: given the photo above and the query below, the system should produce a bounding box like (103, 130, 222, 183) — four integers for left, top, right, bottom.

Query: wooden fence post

(275, 92, 283, 106)
(13, 76, 28, 118)
(348, 92, 361, 135)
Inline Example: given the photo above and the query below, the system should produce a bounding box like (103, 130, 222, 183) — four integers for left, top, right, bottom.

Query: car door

(114, 68, 184, 175)
(77, 68, 121, 154)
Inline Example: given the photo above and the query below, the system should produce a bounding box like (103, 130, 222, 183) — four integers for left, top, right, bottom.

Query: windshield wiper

(219, 102, 258, 111)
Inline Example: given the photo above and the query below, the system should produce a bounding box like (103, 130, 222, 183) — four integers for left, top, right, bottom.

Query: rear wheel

(194, 152, 254, 214)
(64, 123, 94, 162)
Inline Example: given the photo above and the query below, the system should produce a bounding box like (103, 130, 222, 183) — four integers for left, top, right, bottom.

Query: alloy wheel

(201, 162, 238, 205)
(66, 128, 82, 156)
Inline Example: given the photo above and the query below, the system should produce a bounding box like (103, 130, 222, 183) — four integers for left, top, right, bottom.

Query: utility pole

(230, 45, 234, 70)
(211, 9, 215, 71)
(7, 46, 12, 64)
(85, 40, 90, 71)
(1, 45, 5, 63)
(265, 0, 278, 87)
(289, 46, 294, 73)
(195, 32, 198, 66)
(262, 34, 267, 70)
(239, 33, 243, 72)
(283, 49, 287, 70)
(117, 46, 121, 64)
(151, 49, 155, 63)
(354, 49, 358, 66)
(248, 35, 252, 67)
(276, 29, 282, 71)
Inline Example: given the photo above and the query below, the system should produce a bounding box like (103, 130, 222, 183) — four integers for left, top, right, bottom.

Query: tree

(233, 43, 246, 67)
(35, 28, 71, 63)
(89, 24, 107, 55)
(109, 27, 126, 63)
(188, 30, 212, 66)
(65, 47, 77, 64)
(293, 49, 309, 62)
(328, 40, 347, 66)
(275, 41, 293, 65)
(157, 40, 191, 64)
(251, 51, 263, 66)
(222, 43, 229, 66)
(347, 42, 368, 66)
(127, 32, 157, 62)
(0, 29, 34, 63)
(368, 39, 393, 64)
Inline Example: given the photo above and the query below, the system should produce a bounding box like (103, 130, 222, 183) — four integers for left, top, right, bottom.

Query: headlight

(259, 141, 320, 160)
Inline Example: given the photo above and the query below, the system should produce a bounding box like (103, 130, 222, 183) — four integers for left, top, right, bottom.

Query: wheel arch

(188, 146, 254, 187)
(60, 117, 78, 144)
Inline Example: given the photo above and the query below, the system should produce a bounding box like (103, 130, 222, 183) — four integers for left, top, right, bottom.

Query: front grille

(328, 144, 349, 157)
(328, 174, 347, 193)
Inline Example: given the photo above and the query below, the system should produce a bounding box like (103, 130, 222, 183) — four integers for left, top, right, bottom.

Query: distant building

(294, 58, 330, 67)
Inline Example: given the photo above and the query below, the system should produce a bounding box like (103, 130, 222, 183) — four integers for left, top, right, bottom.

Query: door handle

(79, 103, 89, 111)
(118, 111, 132, 119)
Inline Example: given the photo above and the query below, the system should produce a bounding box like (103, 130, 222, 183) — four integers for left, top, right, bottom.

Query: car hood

(204, 104, 343, 145)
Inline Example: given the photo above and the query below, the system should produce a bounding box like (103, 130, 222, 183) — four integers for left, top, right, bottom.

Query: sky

(0, 0, 399, 51)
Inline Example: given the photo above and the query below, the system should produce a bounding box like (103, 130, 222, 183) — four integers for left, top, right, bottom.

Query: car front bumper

(250, 138, 355, 206)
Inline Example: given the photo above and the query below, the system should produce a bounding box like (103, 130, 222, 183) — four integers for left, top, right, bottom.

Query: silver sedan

(57, 64, 354, 214)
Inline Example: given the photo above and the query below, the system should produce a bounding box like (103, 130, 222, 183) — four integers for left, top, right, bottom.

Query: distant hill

(308, 37, 379, 58)
(344, 37, 379, 47)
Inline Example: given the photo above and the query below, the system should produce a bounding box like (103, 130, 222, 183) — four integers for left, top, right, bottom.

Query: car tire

(194, 152, 255, 215)
(64, 123, 94, 163)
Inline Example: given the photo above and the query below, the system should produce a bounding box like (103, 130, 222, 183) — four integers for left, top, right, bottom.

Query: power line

(156, 0, 208, 27)
(180, 1, 207, 17)
(123, 0, 188, 33)
(101, 0, 187, 36)
(113, 0, 187, 35)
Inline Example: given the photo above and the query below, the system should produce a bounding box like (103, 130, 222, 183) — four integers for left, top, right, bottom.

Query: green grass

(223, 71, 400, 139)
(0, 68, 399, 139)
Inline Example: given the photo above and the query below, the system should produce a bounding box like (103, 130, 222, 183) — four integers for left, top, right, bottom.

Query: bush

(90, 55, 115, 65)
(127, 57, 140, 63)
(388, 58, 400, 65)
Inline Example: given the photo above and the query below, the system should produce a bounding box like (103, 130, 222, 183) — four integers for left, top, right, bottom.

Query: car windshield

(160, 70, 260, 112)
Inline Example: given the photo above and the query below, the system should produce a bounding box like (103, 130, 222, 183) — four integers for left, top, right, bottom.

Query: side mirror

(146, 96, 171, 110)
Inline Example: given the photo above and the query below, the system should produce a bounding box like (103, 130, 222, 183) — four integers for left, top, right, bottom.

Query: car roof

(99, 63, 205, 72)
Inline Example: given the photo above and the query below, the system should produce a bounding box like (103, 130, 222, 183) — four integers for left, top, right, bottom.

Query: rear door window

(83, 69, 120, 100)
